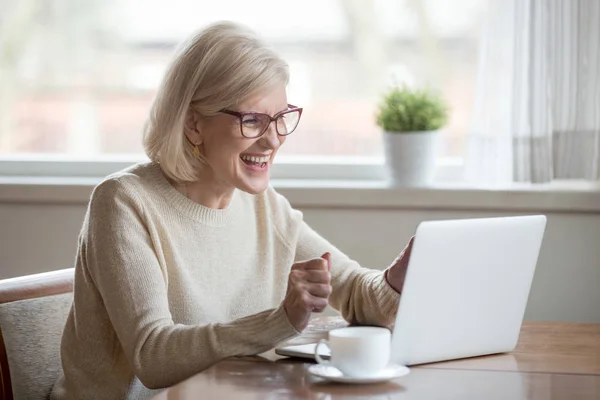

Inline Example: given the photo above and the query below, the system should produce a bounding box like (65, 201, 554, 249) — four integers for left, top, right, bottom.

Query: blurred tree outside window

(0, 0, 484, 162)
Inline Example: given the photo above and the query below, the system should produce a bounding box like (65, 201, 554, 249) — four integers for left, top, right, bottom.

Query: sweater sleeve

(296, 220, 400, 327)
(83, 179, 299, 390)
(266, 187, 400, 327)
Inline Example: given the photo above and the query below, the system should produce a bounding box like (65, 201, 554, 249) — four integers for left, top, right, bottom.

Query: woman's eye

(242, 118, 260, 126)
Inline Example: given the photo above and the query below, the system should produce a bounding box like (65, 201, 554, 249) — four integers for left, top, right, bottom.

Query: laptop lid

(391, 215, 547, 366)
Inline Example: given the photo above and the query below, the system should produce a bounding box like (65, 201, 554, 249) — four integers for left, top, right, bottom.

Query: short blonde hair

(143, 21, 290, 182)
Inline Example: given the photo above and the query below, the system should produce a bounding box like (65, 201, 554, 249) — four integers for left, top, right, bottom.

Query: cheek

(205, 136, 245, 161)
(202, 120, 242, 157)
(276, 135, 287, 150)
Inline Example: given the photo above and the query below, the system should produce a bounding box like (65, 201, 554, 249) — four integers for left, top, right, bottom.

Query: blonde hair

(143, 21, 290, 182)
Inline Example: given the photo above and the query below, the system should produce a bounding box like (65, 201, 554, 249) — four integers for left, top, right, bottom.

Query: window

(0, 0, 484, 179)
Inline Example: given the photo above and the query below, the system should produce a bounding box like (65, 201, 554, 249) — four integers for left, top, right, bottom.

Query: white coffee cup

(314, 326, 391, 378)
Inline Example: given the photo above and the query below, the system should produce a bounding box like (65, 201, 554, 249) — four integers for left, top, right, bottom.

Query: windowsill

(1, 176, 600, 213)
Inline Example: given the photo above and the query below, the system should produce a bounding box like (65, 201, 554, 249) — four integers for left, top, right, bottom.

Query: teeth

(241, 155, 270, 163)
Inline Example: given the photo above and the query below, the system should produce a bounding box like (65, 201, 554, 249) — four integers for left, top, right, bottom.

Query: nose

(260, 121, 281, 149)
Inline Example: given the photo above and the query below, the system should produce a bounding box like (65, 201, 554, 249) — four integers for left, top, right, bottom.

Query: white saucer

(307, 364, 410, 384)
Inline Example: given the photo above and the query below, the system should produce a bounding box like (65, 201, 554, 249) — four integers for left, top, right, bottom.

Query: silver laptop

(276, 215, 547, 366)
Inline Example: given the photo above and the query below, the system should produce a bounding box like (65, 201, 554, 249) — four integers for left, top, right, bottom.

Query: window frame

(0, 155, 464, 182)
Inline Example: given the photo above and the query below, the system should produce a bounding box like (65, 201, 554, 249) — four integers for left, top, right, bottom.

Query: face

(187, 84, 290, 195)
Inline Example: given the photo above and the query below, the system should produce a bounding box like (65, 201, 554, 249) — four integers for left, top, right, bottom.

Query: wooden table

(154, 317, 600, 399)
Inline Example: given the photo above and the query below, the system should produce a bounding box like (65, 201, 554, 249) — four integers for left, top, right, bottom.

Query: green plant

(375, 85, 449, 133)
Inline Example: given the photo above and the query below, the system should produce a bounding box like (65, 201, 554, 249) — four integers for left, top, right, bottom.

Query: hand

(385, 236, 415, 293)
(283, 253, 332, 332)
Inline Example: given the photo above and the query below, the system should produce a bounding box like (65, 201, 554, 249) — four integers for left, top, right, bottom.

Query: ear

(184, 109, 203, 145)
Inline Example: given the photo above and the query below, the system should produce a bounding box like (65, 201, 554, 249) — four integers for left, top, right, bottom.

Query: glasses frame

(220, 104, 303, 139)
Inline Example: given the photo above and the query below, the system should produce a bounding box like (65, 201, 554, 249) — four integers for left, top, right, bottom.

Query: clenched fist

(283, 253, 332, 332)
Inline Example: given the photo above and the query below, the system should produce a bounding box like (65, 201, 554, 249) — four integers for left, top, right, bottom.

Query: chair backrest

(0, 269, 74, 400)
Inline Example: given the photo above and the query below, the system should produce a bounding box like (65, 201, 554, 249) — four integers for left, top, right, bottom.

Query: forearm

(271, 187, 400, 326)
(331, 268, 400, 327)
(132, 305, 297, 389)
(294, 222, 400, 327)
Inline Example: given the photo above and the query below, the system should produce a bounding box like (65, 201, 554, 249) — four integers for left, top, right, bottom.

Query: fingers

(305, 270, 331, 284)
(404, 236, 415, 256)
(394, 236, 415, 269)
(399, 236, 415, 257)
(296, 292, 328, 312)
(291, 258, 327, 271)
(321, 252, 331, 271)
(292, 252, 332, 271)
(306, 283, 332, 298)
(288, 273, 331, 297)
(289, 268, 330, 283)
(284, 255, 334, 331)
(301, 258, 329, 270)
(309, 296, 329, 313)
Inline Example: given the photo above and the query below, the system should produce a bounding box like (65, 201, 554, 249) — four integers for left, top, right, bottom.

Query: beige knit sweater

(50, 162, 400, 400)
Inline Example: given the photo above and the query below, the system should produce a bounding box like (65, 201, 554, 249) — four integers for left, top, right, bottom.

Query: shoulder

(89, 162, 153, 213)
(79, 164, 161, 243)
(250, 186, 303, 245)
(256, 185, 303, 222)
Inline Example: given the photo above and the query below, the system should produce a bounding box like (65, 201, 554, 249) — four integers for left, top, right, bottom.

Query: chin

(234, 157, 273, 194)
(236, 177, 270, 195)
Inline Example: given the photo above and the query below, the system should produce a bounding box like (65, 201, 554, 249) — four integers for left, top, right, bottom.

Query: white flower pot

(383, 130, 439, 186)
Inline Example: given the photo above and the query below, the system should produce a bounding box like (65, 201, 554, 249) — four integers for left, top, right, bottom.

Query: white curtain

(466, 0, 600, 185)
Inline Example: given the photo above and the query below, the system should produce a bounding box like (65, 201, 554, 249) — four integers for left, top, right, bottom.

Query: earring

(192, 143, 200, 159)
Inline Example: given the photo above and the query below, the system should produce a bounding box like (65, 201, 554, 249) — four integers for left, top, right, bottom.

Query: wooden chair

(0, 269, 74, 400)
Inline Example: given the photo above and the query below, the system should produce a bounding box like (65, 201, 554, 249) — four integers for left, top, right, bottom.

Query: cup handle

(314, 339, 330, 365)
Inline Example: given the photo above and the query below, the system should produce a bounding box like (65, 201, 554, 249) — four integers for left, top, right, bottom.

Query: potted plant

(376, 84, 449, 186)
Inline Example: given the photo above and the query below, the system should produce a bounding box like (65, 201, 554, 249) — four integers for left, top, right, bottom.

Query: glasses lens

(241, 113, 270, 138)
(276, 110, 301, 136)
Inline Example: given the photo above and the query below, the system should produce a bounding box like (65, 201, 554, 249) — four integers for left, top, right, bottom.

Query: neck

(183, 171, 235, 210)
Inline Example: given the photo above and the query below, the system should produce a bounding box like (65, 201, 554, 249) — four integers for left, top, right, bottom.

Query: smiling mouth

(240, 154, 270, 169)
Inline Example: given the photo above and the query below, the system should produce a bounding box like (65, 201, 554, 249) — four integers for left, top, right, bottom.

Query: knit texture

(50, 162, 400, 399)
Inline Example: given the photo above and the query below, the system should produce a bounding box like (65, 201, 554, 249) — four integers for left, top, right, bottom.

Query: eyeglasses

(220, 104, 303, 139)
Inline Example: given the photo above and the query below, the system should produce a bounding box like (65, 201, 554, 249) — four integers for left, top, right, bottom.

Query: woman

(51, 21, 414, 399)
